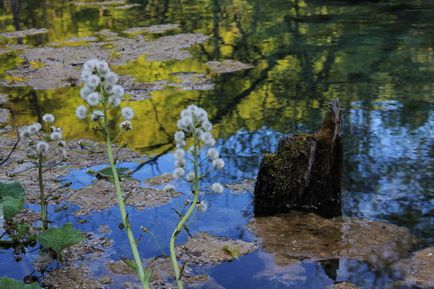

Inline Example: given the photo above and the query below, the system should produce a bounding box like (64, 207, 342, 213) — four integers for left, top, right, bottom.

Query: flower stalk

(166, 105, 225, 289)
(76, 59, 149, 289)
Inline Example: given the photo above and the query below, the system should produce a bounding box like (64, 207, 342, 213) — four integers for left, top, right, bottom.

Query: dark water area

(0, 0, 433, 288)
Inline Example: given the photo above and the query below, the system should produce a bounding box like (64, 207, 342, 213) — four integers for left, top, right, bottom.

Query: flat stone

(0, 108, 10, 124)
(206, 60, 253, 74)
(394, 247, 434, 289)
(124, 24, 180, 35)
(0, 93, 7, 104)
(0, 28, 48, 39)
(328, 282, 361, 289)
(248, 212, 415, 267)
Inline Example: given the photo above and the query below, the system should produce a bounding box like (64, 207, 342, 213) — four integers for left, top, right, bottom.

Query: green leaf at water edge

(0, 182, 25, 220)
(36, 223, 84, 258)
(0, 277, 39, 289)
(222, 245, 240, 258)
(94, 167, 131, 181)
(0, 195, 24, 221)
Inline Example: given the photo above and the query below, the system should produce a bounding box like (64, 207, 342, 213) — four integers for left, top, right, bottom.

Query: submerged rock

(169, 72, 215, 91)
(0, 108, 10, 124)
(328, 282, 361, 289)
(0, 93, 7, 105)
(124, 24, 180, 35)
(3, 32, 209, 90)
(394, 246, 434, 289)
(66, 177, 180, 215)
(177, 232, 257, 265)
(0, 28, 48, 39)
(206, 60, 253, 74)
(225, 179, 255, 194)
(248, 212, 415, 268)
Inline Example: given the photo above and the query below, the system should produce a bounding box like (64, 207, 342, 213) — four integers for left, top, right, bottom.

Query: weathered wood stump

(254, 99, 343, 218)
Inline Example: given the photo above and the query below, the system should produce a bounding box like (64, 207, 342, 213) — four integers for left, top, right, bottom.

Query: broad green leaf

(0, 182, 25, 199)
(15, 223, 30, 239)
(0, 182, 25, 220)
(0, 277, 38, 289)
(36, 223, 84, 257)
(0, 195, 24, 221)
(94, 167, 131, 181)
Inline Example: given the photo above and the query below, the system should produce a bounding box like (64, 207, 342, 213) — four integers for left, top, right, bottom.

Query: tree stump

(254, 99, 343, 218)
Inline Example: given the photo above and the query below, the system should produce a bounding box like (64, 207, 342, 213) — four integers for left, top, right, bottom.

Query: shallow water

(0, 0, 433, 288)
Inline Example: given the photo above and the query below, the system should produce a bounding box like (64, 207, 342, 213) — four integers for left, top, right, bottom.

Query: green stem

(38, 155, 48, 230)
(102, 101, 150, 289)
(169, 132, 200, 289)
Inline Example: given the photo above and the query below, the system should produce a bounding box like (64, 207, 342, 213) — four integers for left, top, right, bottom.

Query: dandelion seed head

(185, 171, 195, 182)
(76, 105, 88, 119)
(121, 107, 134, 120)
(174, 148, 185, 160)
(86, 92, 100, 106)
(50, 131, 62, 141)
(28, 123, 42, 134)
(109, 96, 121, 107)
(173, 167, 185, 179)
(163, 184, 176, 193)
(36, 141, 49, 155)
(197, 200, 208, 212)
(80, 86, 93, 100)
(174, 131, 185, 144)
(112, 85, 125, 98)
(207, 148, 219, 160)
(91, 110, 104, 121)
(212, 158, 225, 170)
(120, 120, 133, 131)
(104, 72, 118, 86)
(42, 113, 55, 123)
(86, 74, 100, 89)
(211, 183, 224, 193)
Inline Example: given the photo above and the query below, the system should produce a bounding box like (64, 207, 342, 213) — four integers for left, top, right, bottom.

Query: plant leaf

(121, 257, 138, 273)
(36, 223, 84, 257)
(93, 167, 131, 181)
(0, 277, 38, 289)
(0, 182, 25, 220)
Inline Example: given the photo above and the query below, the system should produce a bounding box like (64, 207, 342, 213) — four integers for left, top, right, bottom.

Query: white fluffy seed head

(80, 86, 93, 100)
(173, 167, 185, 179)
(104, 72, 119, 86)
(109, 96, 121, 107)
(83, 59, 99, 71)
(200, 132, 215, 146)
(42, 113, 55, 123)
(86, 75, 100, 89)
(174, 158, 185, 168)
(112, 85, 125, 98)
(91, 110, 104, 121)
(211, 183, 224, 193)
(163, 184, 175, 193)
(185, 171, 195, 182)
(174, 131, 185, 143)
(120, 120, 133, 131)
(212, 158, 225, 170)
(174, 148, 185, 160)
(28, 123, 42, 134)
(121, 107, 134, 120)
(202, 120, 212, 132)
(50, 131, 62, 141)
(197, 201, 208, 212)
(86, 92, 100, 106)
(76, 105, 88, 119)
(36, 141, 49, 155)
(207, 148, 219, 160)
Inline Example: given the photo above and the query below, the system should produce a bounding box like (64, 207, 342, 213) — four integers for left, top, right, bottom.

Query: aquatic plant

(36, 223, 84, 262)
(19, 116, 67, 230)
(0, 277, 38, 289)
(75, 59, 150, 289)
(166, 105, 225, 289)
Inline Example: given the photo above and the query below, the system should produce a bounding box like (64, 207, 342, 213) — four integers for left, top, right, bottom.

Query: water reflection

(0, 0, 433, 288)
